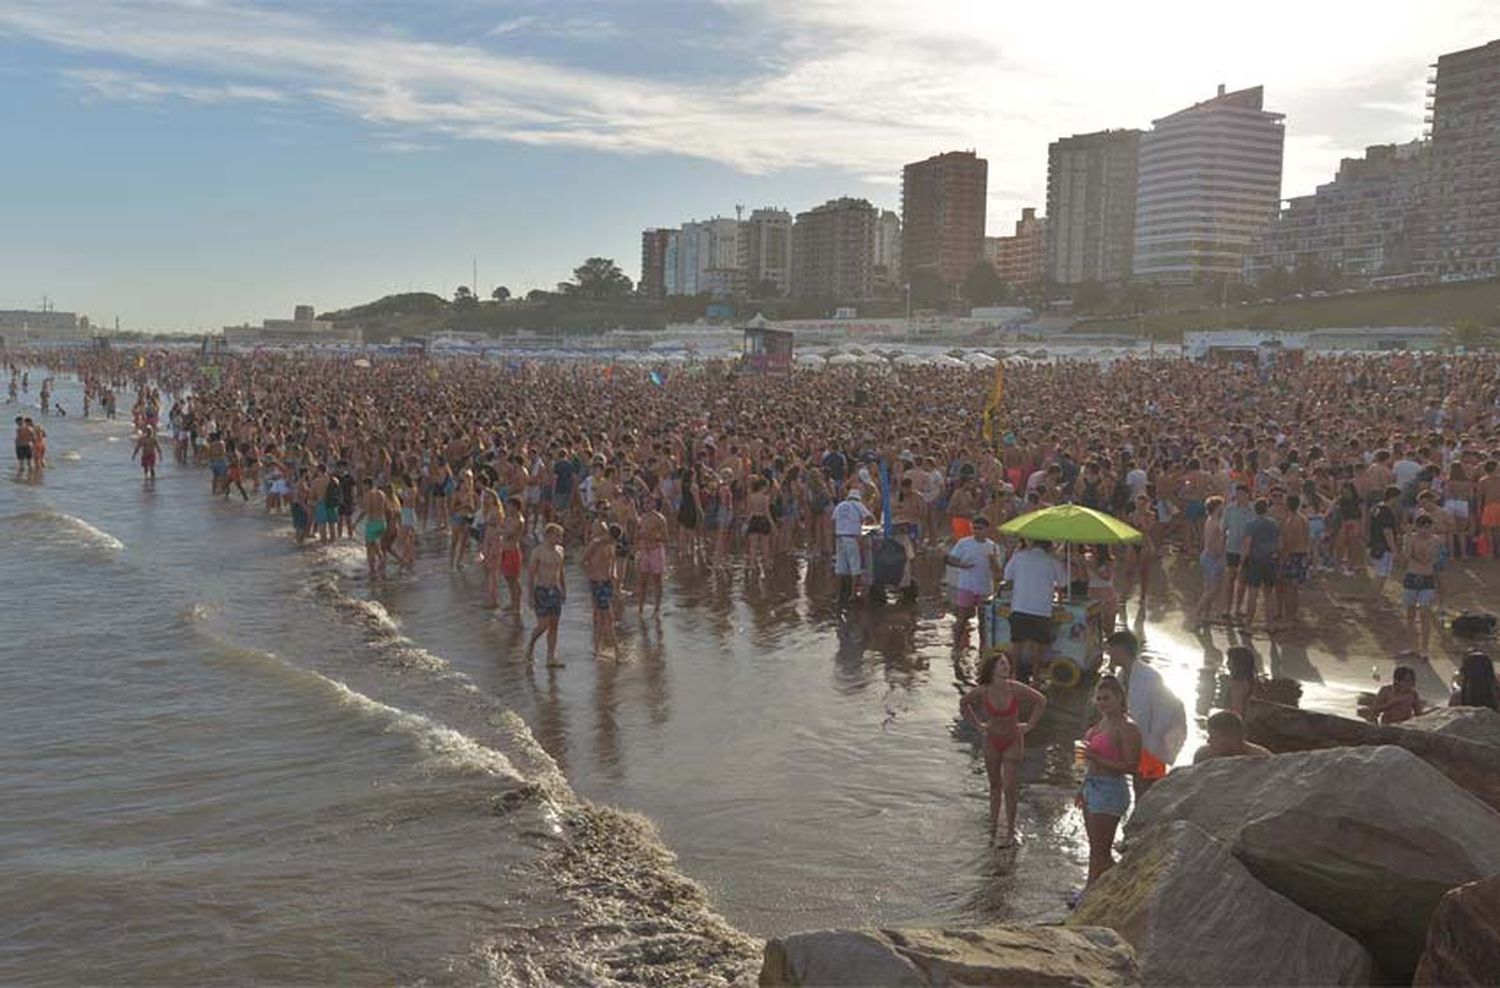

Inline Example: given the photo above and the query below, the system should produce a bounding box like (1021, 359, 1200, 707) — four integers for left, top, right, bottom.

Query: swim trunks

(590, 579, 614, 612)
(532, 584, 563, 618)
(638, 545, 666, 575)
(365, 519, 387, 544)
(500, 547, 522, 579)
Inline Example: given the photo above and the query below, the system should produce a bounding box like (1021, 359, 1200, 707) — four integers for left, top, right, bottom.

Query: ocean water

(4, 369, 1217, 985)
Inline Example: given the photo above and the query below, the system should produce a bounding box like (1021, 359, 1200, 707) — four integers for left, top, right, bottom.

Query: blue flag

(649, 370, 664, 387)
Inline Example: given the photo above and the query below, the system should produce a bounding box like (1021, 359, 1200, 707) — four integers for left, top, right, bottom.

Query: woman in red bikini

(960, 652, 1048, 848)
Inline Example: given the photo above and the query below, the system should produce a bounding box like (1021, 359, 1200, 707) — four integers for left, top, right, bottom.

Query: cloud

(4, 0, 1500, 213)
(65, 67, 285, 104)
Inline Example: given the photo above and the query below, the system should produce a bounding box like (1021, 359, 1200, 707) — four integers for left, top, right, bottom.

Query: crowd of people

(16, 344, 1500, 901)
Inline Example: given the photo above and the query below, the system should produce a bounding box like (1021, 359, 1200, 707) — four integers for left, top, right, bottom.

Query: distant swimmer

(133, 427, 161, 482)
(525, 522, 567, 667)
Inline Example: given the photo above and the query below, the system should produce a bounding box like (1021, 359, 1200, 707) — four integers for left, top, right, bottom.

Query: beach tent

(894, 353, 930, 367)
(964, 351, 999, 368)
(827, 353, 860, 366)
(794, 353, 826, 367)
(930, 354, 967, 369)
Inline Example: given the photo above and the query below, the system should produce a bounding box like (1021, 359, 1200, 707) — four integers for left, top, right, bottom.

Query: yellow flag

(137, 355, 145, 369)
(981, 362, 1003, 446)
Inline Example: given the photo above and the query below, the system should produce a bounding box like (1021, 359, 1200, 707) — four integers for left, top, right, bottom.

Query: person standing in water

(1076, 674, 1141, 899)
(959, 652, 1047, 848)
(132, 426, 161, 482)
(525, 523, 567, 667)
(582, 517, 619, 659)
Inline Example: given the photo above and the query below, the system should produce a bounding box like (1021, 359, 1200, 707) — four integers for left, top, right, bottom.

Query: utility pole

(473, 256, 478, 297)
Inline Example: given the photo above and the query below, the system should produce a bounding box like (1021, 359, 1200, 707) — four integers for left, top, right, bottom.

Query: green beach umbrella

(998, 503, 1143, 545)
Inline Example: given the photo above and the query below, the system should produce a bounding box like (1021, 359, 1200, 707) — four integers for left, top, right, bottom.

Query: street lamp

(904, 282, 912, 343)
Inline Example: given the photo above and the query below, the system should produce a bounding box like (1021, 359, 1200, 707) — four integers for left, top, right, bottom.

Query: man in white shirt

(1003, 539, 1068, 682)
(944, 515, 1004, 649)
(1105, 630, 1186, 798)
(831, 488, 874, 601)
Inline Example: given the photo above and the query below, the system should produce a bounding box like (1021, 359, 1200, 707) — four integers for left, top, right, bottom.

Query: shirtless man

(132, 426, 161, 482)
(525, 522, 567, 666)
(1275, 493, 1310, 626)
(310, 465, 336, 543)
(635, 497, 669, 613)
(15, 415, 35, 477)
(581, 518, 619, 658)
(1479, 460, 1500, 561)
(355, 480, 389, 580)
(498, 497, 526, 611)
(1401, 514, 1441, 661)
(206, 432, 228, 496)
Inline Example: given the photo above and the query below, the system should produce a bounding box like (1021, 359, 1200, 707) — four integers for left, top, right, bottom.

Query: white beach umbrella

(827, 352, 859, 366)
(964, 351, 999, 368)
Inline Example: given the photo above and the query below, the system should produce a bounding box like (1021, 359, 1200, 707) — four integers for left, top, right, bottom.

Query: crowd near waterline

(10, 347, 1500, 908)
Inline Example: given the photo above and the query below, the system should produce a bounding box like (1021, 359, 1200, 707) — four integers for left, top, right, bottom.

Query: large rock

(1069, 820, 1372, 985)
(1126, 746, 1500, 983)
(1244, 699, 1500, 812)
(1413, 874, 1500, 987)
(1399, 706, 1500, 749)
(759, 925, 1139, 987)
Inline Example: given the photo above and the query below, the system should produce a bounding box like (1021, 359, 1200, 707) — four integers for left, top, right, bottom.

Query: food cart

(983, 592, 1103, 688)
(988, 504, 1143, 690)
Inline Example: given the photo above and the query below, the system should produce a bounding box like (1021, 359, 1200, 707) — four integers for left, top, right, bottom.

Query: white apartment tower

(1133, 85, 1285, 283)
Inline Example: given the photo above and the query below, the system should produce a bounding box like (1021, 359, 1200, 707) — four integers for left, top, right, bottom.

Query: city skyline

(2, 1, 1498, 330)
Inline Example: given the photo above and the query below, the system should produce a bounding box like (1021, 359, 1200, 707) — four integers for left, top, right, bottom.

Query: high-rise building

(1045, 129, 1141, 285)
(901, 150, 988, 286)
(1133, 85, 1285, 283)
(791, 197, 877, 301)
(666, 217, 742, 297)
(873, 209, 902, 290)
(739, 208, 793, 297)
(639, 228, 674, 299)
(1414, 38, 1500, 280)
(987, 207, 1047, 287)
(1246, 142, 1427, 283)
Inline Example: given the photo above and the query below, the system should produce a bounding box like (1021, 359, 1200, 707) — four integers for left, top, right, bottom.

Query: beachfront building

(1134, 85, 1285, 283)
(739, 208, 793, 298)
(985, 207, 1047, 288)
(1046, 128, 1141, 285)
(223, 306, 361, 345)
(873, 209, 902, 292)
(639, 228, 673, 299)
(1246, 142, 1427, 284)
(1413, 38, 1500, 281)
(791, 197, 877, 302)
(0, 308, 87, 342)
(902, 150, 988, 286)
(665, 217, 743, 298)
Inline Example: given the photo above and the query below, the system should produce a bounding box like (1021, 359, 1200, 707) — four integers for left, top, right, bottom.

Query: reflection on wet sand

(363, 526, 1495, 937)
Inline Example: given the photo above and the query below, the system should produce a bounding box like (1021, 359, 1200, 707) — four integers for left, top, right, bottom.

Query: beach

(3, 357, 1496, 985)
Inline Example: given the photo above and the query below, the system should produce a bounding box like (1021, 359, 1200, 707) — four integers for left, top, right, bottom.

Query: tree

(491, 286, 511, 302)
(962, 262, 1010, 306)
(1444, 318, 1495, 351)
(907, 267, 948, 309)
(1258, 265, 1295, 301)
(1072, 279, 1109, 314)
(1293, 255, 1328, 294)
(526, 288, 554, 303)
(454, 285, 477, 310)
(1120, 281, 1161, 315)
(569, 257, 634, 300)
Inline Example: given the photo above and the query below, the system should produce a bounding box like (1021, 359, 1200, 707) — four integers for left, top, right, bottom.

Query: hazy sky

(2, 0, 1498, 331)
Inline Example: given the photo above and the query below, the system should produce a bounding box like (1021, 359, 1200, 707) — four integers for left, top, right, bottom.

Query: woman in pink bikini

(960, 652, 1048, 848)
(1077, 674, 1142, 894)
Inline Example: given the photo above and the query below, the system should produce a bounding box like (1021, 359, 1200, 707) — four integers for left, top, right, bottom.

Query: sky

(2, 0, 1498, 332)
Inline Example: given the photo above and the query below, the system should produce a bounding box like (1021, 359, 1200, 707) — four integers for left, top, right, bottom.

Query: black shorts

(1243, 557, 1278, 588)
(15, 443, 31, 462)
(747, 516, 772, 535)
(1010, 610, 1054, 645)
(1225, 552, 1242, 569)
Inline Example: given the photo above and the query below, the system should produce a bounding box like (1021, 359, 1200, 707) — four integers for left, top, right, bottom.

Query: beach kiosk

(742, 316, 794, 374)
(983, 505, 1142, 688)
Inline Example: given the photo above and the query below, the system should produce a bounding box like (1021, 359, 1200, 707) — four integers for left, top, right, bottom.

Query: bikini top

(983, 690, 1019, 720)
(1085, 723, 1123, 763)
